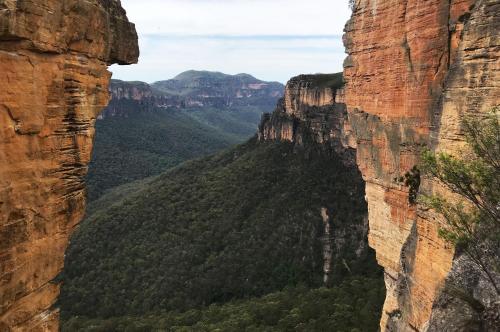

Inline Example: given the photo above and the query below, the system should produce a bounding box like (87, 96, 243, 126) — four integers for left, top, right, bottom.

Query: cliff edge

(344, 0, 498, 330)
(0, 0, 138, 331)
(258, 73, 356, 165)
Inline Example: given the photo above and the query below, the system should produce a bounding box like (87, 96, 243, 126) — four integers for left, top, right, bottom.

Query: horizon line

(141, 33, 344, 40)
(110, 69, 343, 85)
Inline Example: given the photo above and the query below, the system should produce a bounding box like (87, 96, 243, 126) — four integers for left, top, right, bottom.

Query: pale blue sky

(110, 0, 352, 83)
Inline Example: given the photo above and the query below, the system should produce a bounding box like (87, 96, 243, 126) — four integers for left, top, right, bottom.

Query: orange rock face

(0, 1, 138, 331)
(344, 0, 499, 330)
(258, 74, 355, 161)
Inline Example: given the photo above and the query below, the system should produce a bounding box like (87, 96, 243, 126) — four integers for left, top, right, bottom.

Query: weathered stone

(344, 0, 499, 330)
(258, 74, 355, 164)
(258, 73, 372, 288)
(0, 0, 138, 330)
(101, 73, 284, 118)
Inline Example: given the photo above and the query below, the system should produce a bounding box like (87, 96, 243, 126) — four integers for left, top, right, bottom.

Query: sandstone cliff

(1, 0, 498, 330)
(262, 1, 498, 329)
(258, 73, 355, 165)
(344, 0, 499, 330)
(101, 72, 284, 118)
(0, 1, 138, 331)
(258, 74, 372, 285)
(153, 71, 284, 108)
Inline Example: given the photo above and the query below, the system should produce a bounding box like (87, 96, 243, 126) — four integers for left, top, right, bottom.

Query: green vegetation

(152, 70, 284, 102)
(62, 278, 385, 332)
(395, 165, 421, 204)
(420, 108, 500, 294)
(308, 73, 344, 89)
(87, 107, 260, 201)
(182, 106, 263, 139)
(61, 139, 383, 328)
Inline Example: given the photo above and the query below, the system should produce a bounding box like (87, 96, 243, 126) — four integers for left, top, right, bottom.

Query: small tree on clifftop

(419, 107, 500, 294)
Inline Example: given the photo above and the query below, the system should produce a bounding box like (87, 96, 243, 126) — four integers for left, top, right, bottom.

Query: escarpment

(258, 74, 374, 288)
(101, 72, 284, 118)
(262, 1, 498, 329)
(258, 73, 356, 166)
(344, 0, 499, 331)
(0, 0, 138, 330)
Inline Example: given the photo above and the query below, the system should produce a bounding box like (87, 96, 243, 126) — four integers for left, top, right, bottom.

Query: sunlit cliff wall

(258, 74, 373, 288)
(258, 74, 355, 162)
(343, 0, 499, 330)
(0, 1, 138, 330)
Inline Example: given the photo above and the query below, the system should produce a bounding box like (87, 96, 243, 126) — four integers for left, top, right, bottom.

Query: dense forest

(86, 106, 262, 201)
(60, 138, 384, 331)
(62, 278, 384, 332)
(86, 70, 284, 201)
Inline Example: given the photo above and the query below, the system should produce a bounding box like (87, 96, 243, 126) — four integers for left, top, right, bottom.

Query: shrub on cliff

(420, 108, 500, 294)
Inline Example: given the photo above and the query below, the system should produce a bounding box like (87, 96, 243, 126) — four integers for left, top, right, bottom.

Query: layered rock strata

(258, 74, 356, 165)
(344, 0, 499, 330)
(258, 74, 371, 285)
(101, 73, 284, 118)
(0, 1, 138, 331)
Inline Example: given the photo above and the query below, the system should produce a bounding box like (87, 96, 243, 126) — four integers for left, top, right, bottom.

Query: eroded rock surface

(0, 0, 138, 330)
(344, 0, 499, 330)
(102, 72, 284, 118)
(258, 74, 373, 287)
(258, 74, 355, 164)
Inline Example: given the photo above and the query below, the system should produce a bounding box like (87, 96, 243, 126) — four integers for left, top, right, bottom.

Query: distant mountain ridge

(86, 71, 284, 201)
(103, 71, 284, 118)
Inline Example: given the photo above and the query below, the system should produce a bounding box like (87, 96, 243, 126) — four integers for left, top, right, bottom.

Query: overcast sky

(110, 0, 352, 83)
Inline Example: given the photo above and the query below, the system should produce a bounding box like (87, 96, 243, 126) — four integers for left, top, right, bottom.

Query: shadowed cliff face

(258, 74, 356, 165)
(258, 74, 374, 287)
(0, 0, 138, 330)
(344, 0, 499, 330)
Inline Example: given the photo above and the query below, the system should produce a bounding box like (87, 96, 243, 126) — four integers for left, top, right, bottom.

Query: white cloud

(111, 0, 352, 83)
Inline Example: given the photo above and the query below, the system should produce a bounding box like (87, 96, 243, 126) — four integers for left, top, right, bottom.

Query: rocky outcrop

(101, 72, 284, 118)
(153, 70, 284, 108)
(100, 80, 155, 118)
(258, 74, 356, 165)
(0, 0, 138, 330)
(258, 74, 373, 286)
(344, 0, 499, 330)
(109, 80, 153, 102)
